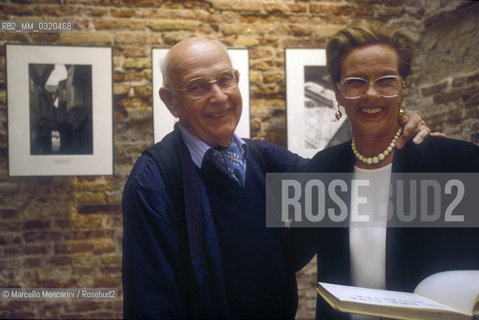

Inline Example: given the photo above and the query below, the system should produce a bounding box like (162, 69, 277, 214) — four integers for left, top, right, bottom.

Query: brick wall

(0, 1, 477, 319)
(405, 2, 479, 143)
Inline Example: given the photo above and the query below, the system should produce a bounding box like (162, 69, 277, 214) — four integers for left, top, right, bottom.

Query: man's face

(163, 39, 242, 148)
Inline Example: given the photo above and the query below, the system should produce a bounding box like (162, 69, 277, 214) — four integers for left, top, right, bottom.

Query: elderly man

(122, 37, 431, 319)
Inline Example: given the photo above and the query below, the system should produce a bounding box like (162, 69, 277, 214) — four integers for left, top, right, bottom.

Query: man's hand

(396, 112, 446, 149)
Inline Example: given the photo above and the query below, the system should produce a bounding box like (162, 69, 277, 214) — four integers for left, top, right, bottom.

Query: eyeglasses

(170, 69, 238, 100)
(337, 75, 405, 99)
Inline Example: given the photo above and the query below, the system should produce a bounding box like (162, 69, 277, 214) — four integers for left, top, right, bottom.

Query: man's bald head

(161, 37, 232, 87)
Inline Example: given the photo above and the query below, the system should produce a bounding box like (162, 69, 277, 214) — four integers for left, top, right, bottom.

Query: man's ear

(234, 69, 240, 82)
(159, 87, 179, 117)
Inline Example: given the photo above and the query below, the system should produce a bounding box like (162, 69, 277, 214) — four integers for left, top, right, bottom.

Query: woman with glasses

(301, 19, 479, 319)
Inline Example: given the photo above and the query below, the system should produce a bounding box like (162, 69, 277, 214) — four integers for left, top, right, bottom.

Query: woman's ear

(334, 87, 343, 107)
(159, 87, 179, 117)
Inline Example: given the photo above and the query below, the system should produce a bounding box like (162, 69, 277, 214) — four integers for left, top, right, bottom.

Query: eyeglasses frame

(167, 69, 239, 100)
(337, 74, 405, 100)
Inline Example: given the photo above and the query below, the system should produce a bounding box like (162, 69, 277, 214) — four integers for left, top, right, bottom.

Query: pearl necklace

(351, 127, 403, 165)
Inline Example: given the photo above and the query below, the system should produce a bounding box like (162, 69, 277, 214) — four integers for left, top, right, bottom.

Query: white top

(349, 164, 392, 320)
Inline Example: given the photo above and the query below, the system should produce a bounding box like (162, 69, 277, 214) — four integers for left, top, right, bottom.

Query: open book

(316, 270, 479, 320)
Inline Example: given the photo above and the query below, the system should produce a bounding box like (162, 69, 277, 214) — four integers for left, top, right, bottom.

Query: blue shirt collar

(178, 122, 246, 168)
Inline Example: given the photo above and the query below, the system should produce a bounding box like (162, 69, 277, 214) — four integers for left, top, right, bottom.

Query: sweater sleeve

(122, 155, 199, 319)
(250, 139, 309, 173)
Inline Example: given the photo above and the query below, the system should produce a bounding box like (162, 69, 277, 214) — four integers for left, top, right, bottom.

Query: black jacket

(302, 136, 479, 319)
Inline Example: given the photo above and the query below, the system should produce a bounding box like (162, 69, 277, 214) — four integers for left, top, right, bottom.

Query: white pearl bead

(351, 127, 402, 166)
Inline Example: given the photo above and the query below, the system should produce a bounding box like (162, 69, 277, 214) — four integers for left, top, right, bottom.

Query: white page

(414, 270, 479, 316)
(319, 282, 462, 313)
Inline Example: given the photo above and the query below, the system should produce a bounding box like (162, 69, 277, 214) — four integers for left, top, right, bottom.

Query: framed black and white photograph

(6, 44, 113, 176)
(152, 47, 250, 143)
(285, 48, 351, 158)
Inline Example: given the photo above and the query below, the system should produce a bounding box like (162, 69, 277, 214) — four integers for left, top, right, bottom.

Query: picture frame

(6, 44, 113, 176)
(285, 48, 351, 159)
(152, 47, 250, 143)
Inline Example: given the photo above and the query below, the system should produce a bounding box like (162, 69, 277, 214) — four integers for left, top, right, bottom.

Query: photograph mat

(286, 48, 329, 159)
(6, 44, 113, 176)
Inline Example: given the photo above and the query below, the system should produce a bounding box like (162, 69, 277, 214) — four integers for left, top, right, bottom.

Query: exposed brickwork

(0, 1, 477, 319)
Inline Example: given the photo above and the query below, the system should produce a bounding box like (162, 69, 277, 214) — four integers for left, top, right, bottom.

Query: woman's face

(335, 44, 403, 141)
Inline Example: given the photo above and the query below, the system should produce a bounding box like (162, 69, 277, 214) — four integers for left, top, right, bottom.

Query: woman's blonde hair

(326, 19, 416, 85)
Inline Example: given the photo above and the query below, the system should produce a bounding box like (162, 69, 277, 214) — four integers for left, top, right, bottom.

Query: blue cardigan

(122, 126, 308, 319)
